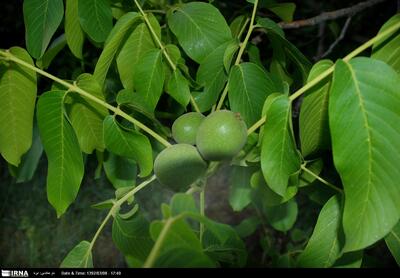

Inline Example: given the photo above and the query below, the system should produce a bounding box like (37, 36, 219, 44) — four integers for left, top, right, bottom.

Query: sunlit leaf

(0, 47, 37, 166)
(300, 60, 333, 157)
(37, 91, 84, 217)
(329, 58, 400, 252)
(168, 2, 232, 63)
(103, 116, 153, 177)
(65, 0, 85, 59)
(60, 241, 93, 268)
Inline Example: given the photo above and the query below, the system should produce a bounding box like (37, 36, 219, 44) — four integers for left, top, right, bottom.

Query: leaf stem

(343, 20, 400, 61)
(133, 0, 201, 113)
(86, 176, 156, 264)
(215, 0, 259, 111)
(199, 178, 207, 244)
(88, 209, 114, 251)
(143, 216, 179, 268)
(247, 116, 267, 135)
(0, 50, 172, 148)
(300, 164, 343, 193)
(246, 20, 400, 134)
(238, 17, 251, 40)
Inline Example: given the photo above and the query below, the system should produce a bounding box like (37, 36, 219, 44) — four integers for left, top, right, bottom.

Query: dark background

(0, 0, 398, 267)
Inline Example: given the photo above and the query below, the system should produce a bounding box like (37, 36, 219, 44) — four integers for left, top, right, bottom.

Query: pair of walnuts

(154, 110, 248, 191)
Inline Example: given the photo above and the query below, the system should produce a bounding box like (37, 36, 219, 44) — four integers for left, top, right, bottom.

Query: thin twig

(315, 21, 327, 61)
(300, 165, 343, 193)
(246, 20, 400, 134)
(278, 0, 387, 29)
(319, 17, 353, 59)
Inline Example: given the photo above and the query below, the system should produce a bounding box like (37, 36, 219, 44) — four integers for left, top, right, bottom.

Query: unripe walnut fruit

(196, 110, 247, 161)
(154, 144, 207, 191)
(172, 112, 205, 145)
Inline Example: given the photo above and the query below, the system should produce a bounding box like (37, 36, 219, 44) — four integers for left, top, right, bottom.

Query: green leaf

(298, 159, 323, 187)
(69, 74, 108, 154)
(170, 193, 198, 216)
(133, 49, 165, 111)
(297, 195, 343, 268)
(194, 41, 230, 112)
(229, 166, 255, 212)
(228, 62, 278, 126)
(15, 121, 43, 183)
(372, 14, 400, 73)
(65, 0, 85, 59)
(267, 3, 296, 22)
(116, 17, 159, 90)
(261, 94, 301, 197)
(229, 15, 248, 38)
(385, 221, 400, 266)
(150, 218, 202, 253)
(166, 69, 191, 107)
(257, 17, 311, 82)
(37, 91, 84, 217)
(250, 171, 297, 207)
(154, 244, 216, 267)
(23, 0, 64, 59)
(235, 216, 260, 238)
(275, 254, 296, 267)
(0, 47, 37, 166)
(168, 2, 232, 63)
(60, 241, 93, 268)
(103, 115, 153, 177)
(299, 59, 333, 157)
(103, 153, 137, 189)
(36, 34, 67, 69)
(91, 198, 115, 210)
(116, 89, 155, 119)
(329, 58, 400, 252)
(247, 44, 264, 69)
(93, 12, 141, 87)
(112, 213, 153, 262)
(264, 199, 298, 232)
(223, 40, 239, 72)
(186, 213, 247, 266)
(155, 247, 216, 268)
(333, 251, 363, 268)
(256, 17, 284, 37)
(78, 0, 112, 43)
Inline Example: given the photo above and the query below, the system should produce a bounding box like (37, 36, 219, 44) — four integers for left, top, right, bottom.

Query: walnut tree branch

(318, 16, 353, 60)
(278, 0, 388, 29)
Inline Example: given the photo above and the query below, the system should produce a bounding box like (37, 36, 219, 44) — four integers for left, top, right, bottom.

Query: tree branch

(318, 16, 353, 59)
(278, 0, 388, 29)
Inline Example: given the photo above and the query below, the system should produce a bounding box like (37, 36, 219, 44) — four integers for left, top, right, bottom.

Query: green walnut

(154, 144, 207, 191)
(196, 110, 247, 161)
(172, 112, 205, 145)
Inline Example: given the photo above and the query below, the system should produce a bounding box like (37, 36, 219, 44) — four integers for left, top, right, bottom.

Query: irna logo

(1, 270, 28, 277)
